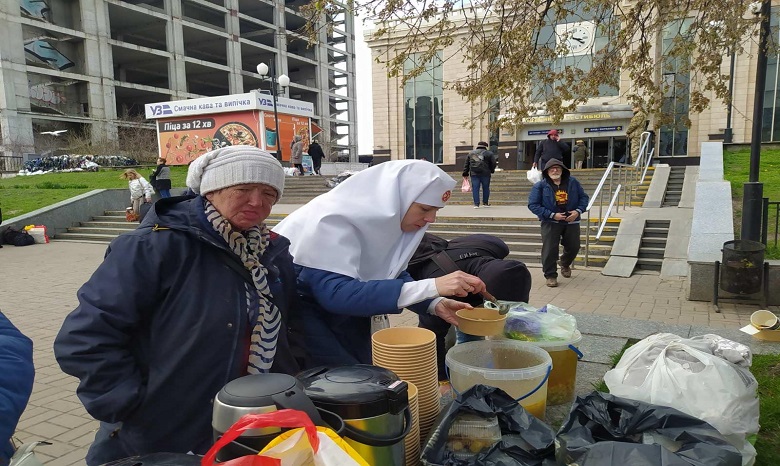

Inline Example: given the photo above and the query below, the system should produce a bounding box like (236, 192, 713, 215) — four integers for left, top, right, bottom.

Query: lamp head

(256, 63, 269, 76)
(278, 74, 290, 87)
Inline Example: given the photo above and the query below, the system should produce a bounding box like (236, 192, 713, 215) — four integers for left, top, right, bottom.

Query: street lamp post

(257, 62, 290, 161)
(742, 0, 770, 242)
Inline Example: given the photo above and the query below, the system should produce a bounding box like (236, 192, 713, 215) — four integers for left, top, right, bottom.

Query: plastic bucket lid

(445, 340, 552, 382)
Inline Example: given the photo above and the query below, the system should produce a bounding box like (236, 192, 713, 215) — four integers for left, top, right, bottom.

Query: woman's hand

(434, 271, 486, 297)
(434, 298, 471, 325)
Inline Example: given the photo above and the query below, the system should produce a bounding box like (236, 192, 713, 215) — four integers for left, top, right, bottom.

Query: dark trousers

(540, 221, 581, 278)
(470, 175, 491, 206)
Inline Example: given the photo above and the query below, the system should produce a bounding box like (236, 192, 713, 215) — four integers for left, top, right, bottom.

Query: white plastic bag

(605, 336, 759, 465)
(503, 304, 577, 341)
(526, 168, 542, 184)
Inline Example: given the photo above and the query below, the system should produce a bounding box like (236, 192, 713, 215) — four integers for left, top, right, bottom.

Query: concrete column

(343, 13, 357, 160)
(0, 0, 35, 155)
(166, 0, 188, 96)
(80, 0, 118, 142)
(225, 0, 242, 93)
(274, 0, 288, 93)
(315, 17, 332, 148)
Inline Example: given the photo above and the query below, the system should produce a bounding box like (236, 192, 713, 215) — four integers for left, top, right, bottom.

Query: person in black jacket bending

(408, 233, 532, 380)
(534, 129, 570, 170)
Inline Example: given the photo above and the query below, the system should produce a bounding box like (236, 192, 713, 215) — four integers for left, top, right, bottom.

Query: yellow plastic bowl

(456, 308, 507, 336)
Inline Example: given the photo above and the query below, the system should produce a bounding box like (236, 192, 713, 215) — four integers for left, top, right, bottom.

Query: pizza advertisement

(156, 111, 261, 165)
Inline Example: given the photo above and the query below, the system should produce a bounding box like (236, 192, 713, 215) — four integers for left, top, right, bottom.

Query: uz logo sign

(259, 99, 272, 106)
(150, 104, 172, 116)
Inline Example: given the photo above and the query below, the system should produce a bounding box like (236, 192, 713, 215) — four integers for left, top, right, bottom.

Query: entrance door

(592, 138, 610, 168)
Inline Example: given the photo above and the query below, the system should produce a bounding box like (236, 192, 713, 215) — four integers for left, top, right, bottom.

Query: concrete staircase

(661, 166, 685, 207)
(54, 167, 650, 268)
(635, 219, 671, 272)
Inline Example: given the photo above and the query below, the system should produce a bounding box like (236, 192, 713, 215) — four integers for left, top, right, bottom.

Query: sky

(354, 19, 374, 155)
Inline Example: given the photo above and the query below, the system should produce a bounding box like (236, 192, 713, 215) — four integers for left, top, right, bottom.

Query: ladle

(481, 290, 509, 315)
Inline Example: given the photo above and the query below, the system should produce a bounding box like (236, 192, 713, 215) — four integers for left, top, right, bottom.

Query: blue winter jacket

(53, 196, 302, 462)
(528, 166, 589, 223)
(295, 266, 433, 367)
(0, 312, 34, 466)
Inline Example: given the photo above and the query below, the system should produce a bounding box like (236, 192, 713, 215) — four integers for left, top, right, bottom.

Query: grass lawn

(0, 166, 189, 221)
(723, 148, 780, 258)
(595, 341, 780, 466)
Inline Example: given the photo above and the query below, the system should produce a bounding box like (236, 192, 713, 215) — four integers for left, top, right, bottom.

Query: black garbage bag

(556, 391, 742, 466)
(421, 384, 556, 466)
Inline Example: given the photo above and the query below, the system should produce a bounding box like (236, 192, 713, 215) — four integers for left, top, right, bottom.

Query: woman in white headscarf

(273, 160, 486, 367)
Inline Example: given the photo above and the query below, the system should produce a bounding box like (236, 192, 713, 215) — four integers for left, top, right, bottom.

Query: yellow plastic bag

(260, 425, 369, 466)
(200, 409, 368, 466)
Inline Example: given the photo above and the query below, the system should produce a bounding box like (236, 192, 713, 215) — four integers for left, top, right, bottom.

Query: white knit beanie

(186, 146, 285, 201)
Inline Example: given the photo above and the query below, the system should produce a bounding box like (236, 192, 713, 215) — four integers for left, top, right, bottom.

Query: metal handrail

(597, 185, 622, 240)
(583, 134, 654, 266)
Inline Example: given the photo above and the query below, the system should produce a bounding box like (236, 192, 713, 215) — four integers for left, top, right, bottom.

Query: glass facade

(763, 7, 780, 141)
(404, 52, 443, 163)
(658, 19, 691, 156)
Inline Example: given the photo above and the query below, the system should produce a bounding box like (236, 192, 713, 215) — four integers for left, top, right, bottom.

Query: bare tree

(302, 0, 760, 129)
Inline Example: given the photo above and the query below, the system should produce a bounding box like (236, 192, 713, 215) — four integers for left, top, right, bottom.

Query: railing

(762, 198, 779, 248)
(582, 131, 654, 266)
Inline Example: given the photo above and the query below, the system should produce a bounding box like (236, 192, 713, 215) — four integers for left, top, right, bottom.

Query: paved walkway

(1, 238, 777, 465)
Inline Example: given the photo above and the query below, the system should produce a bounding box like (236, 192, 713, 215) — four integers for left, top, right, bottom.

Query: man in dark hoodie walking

(528, 159, 589, 287)
(533, 129, 570, 170)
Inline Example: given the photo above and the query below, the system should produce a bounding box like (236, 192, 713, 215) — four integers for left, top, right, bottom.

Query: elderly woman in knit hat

(54, 146, 304, 465)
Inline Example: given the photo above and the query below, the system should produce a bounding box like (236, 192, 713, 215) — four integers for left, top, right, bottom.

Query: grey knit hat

(186, 146, 285, 201)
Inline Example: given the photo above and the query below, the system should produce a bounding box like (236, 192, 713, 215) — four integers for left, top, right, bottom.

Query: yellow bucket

(526, 331, 583, 405)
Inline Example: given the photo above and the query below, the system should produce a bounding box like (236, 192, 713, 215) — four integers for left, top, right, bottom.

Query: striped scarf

(204, 200, 281, 374)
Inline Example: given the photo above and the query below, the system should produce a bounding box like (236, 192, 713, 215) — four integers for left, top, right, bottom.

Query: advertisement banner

(156, 111, 261, 165)
(262, 113, 311, 162)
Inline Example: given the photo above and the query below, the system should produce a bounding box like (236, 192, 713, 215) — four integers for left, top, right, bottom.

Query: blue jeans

(159, 189, 171, 198)
(470, 175, 491, 206)
(456, 328, 484, 344)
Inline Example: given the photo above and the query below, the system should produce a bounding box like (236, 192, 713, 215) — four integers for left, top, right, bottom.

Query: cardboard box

(739, 325, 780, 342)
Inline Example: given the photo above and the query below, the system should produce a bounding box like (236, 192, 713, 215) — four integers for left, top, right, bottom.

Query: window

(404, 52, 443, 163)
(762, 7, 780, 141)
(658, 19, 692, 156)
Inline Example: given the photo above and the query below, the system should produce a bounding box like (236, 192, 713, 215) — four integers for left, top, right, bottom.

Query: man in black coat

(307, 140, 325, 175)
(408, 233, 532, 380)
(534, 129, 570, 170)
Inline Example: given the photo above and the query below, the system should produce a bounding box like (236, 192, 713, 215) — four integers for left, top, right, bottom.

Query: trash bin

(720, 240, 765, 295)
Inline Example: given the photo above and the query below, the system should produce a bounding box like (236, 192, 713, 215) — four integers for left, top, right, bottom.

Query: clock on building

(556, 21, 595, 56)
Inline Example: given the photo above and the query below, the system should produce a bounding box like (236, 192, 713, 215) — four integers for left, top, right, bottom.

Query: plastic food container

(455, 308, 507, 336)
(446, 340, 552, 419)
(446, 413, 501, 460)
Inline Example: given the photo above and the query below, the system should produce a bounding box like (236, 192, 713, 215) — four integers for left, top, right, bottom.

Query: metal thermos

(211, 373, 324, 461)
(297, 365, 411, 466)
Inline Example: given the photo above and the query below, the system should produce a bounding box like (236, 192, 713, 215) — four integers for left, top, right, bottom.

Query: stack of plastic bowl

(372, 327, 441, 447)
(402, 381, 420, 466)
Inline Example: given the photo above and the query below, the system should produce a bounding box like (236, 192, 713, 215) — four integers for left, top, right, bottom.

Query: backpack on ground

(1, 227, 35, 246)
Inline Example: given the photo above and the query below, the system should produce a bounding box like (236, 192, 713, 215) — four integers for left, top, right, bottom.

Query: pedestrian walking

(533, 129, 570, 171)
(573, 140, 589, 169)
(461, 141, 496, 208)
(528, 159, 589, 287)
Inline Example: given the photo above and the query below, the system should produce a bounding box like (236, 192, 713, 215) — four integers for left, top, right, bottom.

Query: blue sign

(584, 126, 623, 133)
(527, 128, 564, 136)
